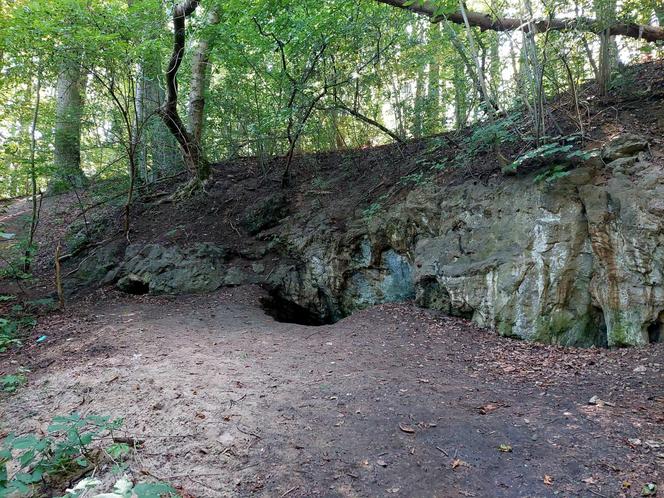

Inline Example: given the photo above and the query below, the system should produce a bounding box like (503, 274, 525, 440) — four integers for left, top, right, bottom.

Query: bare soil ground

(2, 286, 662, 497)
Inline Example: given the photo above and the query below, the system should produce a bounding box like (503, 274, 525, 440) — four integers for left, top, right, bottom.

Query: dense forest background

(1, 0, 662, 201)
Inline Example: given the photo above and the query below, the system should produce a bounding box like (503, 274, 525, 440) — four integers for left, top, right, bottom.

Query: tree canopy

(0, 0, 662, 197)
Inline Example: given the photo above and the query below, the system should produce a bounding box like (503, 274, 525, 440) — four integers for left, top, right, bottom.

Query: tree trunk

(453, 63, 469, 129)
(188, 9, 220, 146)
(426, 24, 441, 132)
(25, 71, 42, 272)
(136, 57, 183, 181)
(331, 100, 404, 143)
(160, 0, 210, 183)
(595, 0, 617, 96)
(50, 57, 86, 192)
(413, 65, 426, 138)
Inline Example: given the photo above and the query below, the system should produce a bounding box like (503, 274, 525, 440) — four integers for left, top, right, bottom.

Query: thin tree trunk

(453, 63, 469, 128)
(594, 0, 617, 95)
(25, 72, 42, 272)
(137, 57, 182, 181)
(426, 24, 441, 132)
(459, 1, 497, 117)
(443, 20, 498, 112)
(331, 100, 404, 143)
(522, 0, 546, 142)
(413, 66, 426, 138)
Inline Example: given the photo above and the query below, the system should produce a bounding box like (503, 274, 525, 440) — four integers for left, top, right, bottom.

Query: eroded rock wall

(271, 154, 664, 347)
(70, 137, 664, 347)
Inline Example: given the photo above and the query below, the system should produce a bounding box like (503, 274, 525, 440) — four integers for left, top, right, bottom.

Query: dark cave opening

(260, 291, 334, 326)
(647, 316, 663, 343)
(121, 277, 150, 295)
(590, 306, 609, 348)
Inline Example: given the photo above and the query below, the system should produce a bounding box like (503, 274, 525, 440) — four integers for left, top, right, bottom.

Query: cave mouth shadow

(259, 291, 335, 326)
(647, 316, 663, 343)
(121, 277, 150, 295)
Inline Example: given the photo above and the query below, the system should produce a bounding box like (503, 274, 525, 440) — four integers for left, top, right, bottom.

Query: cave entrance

(260, 291, 334, 326)
(120, 276, 150, 295)
(647, 315, 663, 343)
(590, 306, 609, 348)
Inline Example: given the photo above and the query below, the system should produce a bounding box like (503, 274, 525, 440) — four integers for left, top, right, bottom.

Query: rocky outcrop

(266, 135, 662, 347)
(68, 242, 262, 296)
(70, 134, 663, 347)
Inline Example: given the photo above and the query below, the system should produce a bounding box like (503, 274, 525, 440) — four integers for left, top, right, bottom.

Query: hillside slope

(48, 61, 664, 348)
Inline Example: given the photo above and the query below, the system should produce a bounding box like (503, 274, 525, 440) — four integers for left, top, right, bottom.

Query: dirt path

(1, 286, 662, 497)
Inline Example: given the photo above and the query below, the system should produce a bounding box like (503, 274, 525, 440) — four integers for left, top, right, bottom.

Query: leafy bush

(362, 202, 382, 219)
(463, 116, 518, 156)
(63, 476, 177, 498)
(0, 298, 39, 353)
(0, 370, 27, 393)
(534, 164, 572, 184)
(0, 413, 177, 497)
(362, 193, 389, 221)
(506, 135, 598, 174)
(399, 171, 426, 186)
(0, 318, 21, 353)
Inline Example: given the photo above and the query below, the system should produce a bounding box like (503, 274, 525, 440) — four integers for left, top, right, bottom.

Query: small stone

(588, 395, 605, 407)
(633, 365, 647, 373)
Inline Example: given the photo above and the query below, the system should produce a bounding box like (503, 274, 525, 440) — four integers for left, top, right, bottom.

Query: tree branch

(375, 0, 664, 43)
(326, 100, 404, 143)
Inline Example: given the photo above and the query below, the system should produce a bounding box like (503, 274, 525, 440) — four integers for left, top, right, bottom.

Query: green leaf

(107, 443, 131, 459)
(642, 483, 657, 496)
(11, 435, 39, 450)
(132, 482, 177, 498)
(18, 449, 36, 468)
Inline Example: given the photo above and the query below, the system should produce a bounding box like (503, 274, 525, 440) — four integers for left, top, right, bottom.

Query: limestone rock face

(113, 243, 229, 294)
(70, 136, 664, 347)
(270, 155, 663, 347)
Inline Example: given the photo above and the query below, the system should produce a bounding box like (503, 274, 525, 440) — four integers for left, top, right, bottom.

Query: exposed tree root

(162, 177, 210, 203)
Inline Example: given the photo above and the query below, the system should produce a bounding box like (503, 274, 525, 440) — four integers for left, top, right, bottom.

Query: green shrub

(0, 413, 178, 497)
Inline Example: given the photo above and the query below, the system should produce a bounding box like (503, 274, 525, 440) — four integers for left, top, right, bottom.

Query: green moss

(529, 310, 602, 347)
(604, 309, 648, 347)
(497, 320, 516, 338)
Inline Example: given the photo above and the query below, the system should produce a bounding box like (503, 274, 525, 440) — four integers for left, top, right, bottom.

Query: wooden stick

(55, 243, 64, 309)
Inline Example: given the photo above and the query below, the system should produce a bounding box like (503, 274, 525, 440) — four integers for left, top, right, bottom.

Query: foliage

(534, 164, 571, 184)
(61, 476, 177, 498)
(0, 297, 38, 352)
(0, 0, 661, 197)
(0, 318, 22, 353)
(469, 117, 518, 152)
(507, 135, 598, 173)
(399, 171, 427, 186)
(0, 369, 27, 393)
(0, 413, 177, 497)
(363, 202, 383, 220)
